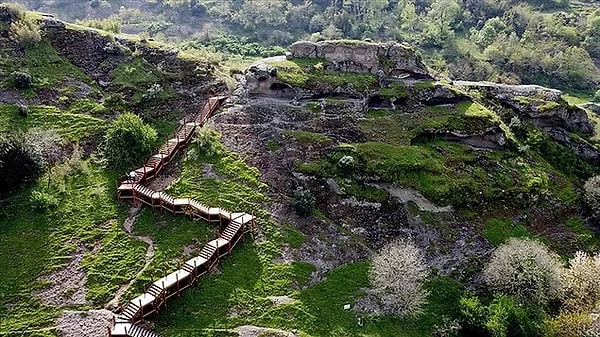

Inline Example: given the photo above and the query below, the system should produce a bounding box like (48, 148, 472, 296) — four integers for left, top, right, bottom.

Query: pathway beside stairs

(109, 96, 256, 337)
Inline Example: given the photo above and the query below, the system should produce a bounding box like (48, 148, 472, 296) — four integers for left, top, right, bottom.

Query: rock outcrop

(454, 81, 594, 135)
(289, 40, 432, 80)
(241, 63, 295, 98)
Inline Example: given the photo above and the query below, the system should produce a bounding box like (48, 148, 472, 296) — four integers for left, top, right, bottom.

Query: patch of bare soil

(146, 161, 180, 191)
(55, 309, 114, 337)
(235, 325, 298, 337)
(34, 245, 91, 307)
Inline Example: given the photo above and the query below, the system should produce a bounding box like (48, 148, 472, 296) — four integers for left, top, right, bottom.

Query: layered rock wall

(289, 40, 431, 79)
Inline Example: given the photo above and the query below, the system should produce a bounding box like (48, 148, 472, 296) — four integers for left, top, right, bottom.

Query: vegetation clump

(562, 251, 600, 313)
(584, 175, 600, 221)
(371, 239, 429, 318)
(102, 112, 157, 169)
(8, 16, 40, 47)
(483, 238, 563, 305)
(10, 71, 33, 89)
(293, 186, 315, 216)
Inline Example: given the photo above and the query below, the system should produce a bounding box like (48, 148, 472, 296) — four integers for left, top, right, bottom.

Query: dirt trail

(105, 207, 155, 310)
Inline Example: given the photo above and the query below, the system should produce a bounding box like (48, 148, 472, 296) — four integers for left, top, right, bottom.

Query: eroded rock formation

(289, 40, 432, 79)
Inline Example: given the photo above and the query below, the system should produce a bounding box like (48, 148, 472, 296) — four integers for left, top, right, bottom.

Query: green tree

(102, 112, 157, 169)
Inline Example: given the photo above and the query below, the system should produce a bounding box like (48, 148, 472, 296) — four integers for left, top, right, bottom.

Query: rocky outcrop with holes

(289, 40, 432, 79)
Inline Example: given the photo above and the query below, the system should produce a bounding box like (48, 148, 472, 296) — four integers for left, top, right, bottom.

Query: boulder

(289, 40, 431, 79)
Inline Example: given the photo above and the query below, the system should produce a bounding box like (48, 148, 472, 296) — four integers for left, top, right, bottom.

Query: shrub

(0, 134, 45, 193)
(593, 90, 600, 102)
(103, 93, 126, 111)
(189, 127, 224, 160)
(1, 3, 26, 20)
(337, 155, 355, 171)
(17, 103, 29, 116)
(141, 83, 163, 102)
(483, 238, 563, 305)
(102, 112, 157, 169)
(543, 313, 592, 337)
(10, 71, 33, 89)
(485, 295, 542, 337)
(584, 175, 600, 220)
(370, 239, 429, 318)
(29, 190, 59, 211)
(459, 296, 487, 334)
(562, 251, 600, 313)
(9, 19, 41, 46)
(293, 186, 315, 216)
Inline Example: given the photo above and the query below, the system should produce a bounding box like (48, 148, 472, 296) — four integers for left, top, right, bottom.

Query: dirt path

(105, 207, 155, 310)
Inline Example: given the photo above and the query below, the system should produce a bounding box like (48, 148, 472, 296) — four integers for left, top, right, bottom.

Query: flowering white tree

(370, 239, 429, 318)
(562, 251, 600, 313)
(483, 238, 563, 305)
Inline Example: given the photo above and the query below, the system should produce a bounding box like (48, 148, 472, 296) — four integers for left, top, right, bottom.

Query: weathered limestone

(289, 40, 431, 79)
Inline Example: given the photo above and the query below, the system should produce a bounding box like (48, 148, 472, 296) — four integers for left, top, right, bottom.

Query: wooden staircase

(109, 96, 256, 337)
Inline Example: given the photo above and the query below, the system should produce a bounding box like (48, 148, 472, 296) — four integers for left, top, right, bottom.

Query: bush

(562, 251, 600, 313)
(543, 313, 592, 337)
(29, 190, 59, 211)
(0, 134, 45, 193)
(483, 238, 563, 305)
(486, 295, 542, 337)
(189, 127, 224, 160)
(141, 83, 163, 102)
(9, 19, 41, 46)
(10, 71, 33, 89)
(337, 155, 355, 171)
(584, 175, 600, 220)
(593, 90, 600, 102)
(102, 112, 157, 169)
(370, 239, 429, 318)
(459, 296, 487, 334)
(293, 186, 315, 216)
(17, 103, 29, 116)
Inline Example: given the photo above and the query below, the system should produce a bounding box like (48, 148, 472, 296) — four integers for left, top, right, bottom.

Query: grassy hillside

(2, 3, 600, 337)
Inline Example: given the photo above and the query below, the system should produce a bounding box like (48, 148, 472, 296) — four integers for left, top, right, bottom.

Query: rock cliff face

(289, 40, 431, 79)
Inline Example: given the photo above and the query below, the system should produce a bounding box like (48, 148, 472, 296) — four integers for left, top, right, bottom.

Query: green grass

(564, 216, 600, 251)
(562, 93, 592, 105)
(483, 218, 531, 246)
(298, 139, 577, 211)
(2, 41, 96, 90)
(0, 161, 142, 332)
(359, 102, 499, 146)
(153, 259, 464, 337)
(269, 60, 377, 92)
(282, 224, 307, 249)
(380, 82, 409, 98)
(283, 130, 331, 145)
(110, 57, 160, 90)
(0, 104, 108, 142)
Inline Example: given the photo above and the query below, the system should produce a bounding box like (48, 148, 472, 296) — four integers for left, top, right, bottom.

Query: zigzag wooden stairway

(109, 96, 256, 337)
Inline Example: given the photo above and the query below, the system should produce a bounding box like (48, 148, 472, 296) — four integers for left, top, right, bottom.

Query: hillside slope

(2, 5, 600, 337)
